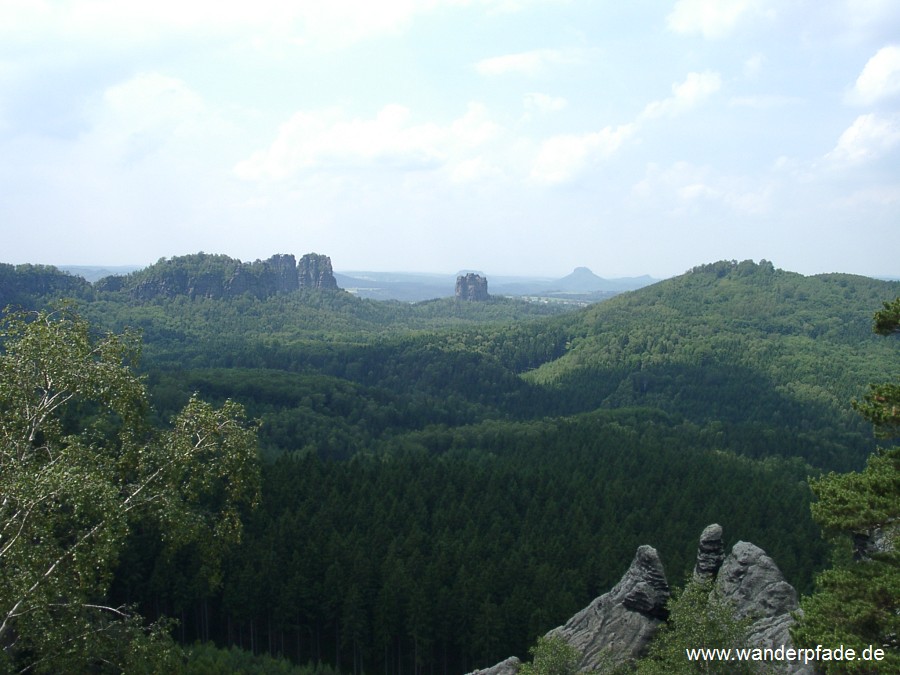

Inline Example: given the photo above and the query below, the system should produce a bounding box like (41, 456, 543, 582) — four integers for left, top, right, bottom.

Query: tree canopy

(792, 298, 899, 673)
(0, 308, 260, 673)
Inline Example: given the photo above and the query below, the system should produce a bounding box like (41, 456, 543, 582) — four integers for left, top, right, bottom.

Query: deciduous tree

(0, 308, 259, 673)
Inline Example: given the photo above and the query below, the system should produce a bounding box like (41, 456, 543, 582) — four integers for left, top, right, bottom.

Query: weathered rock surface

(102, 252, 339, 300)
(694, 523, 726, 579)
(715, 541, 813, 674)
(473, 527, 815, 674)
(456, 273, 489, 301)
(298, 253, 339, 290)
(547, 545, 670, 671)
(716, 541, 799, 624)
(467, 656, 520, 674)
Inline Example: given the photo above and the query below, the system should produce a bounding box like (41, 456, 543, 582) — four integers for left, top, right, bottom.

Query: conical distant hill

(555, 267, 607, 292)
(554, 267, 656, 292)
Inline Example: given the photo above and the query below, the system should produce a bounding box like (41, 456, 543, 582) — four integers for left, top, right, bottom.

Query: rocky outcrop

(104, 252, 339, 300)
(268, 253, 301, 293)
(547, 545, 670, 671)
(456, 273, 489, 301)
(467, 656, 520, 674)
(852, 525, 896, 561)
(298, 253, 338, 290)
(694, 523, 726, 579)
(715, 541, 812, 674)
(716, 541, 799, 627)
(471, 526, 813, 674)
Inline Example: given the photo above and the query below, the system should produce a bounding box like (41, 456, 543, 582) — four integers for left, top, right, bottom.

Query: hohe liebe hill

(0, 254, 897, 674)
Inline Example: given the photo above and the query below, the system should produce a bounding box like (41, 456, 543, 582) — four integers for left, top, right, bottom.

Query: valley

(1, 254, 897, 673)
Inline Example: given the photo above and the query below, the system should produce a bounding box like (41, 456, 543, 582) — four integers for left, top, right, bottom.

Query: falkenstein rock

(456, 273, 489, 301)
(470, 526, 813, 674)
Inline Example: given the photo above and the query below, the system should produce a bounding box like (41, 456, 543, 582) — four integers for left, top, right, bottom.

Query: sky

(1, 1, 899, 279)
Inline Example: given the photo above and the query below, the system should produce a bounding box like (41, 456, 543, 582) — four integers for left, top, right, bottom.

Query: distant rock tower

(298, 253, 339, 290)
(455, 273, 489, 301)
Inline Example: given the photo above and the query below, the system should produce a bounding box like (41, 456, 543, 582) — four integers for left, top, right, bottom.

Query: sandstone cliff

(96, 252, 340, 300)
(298, 253, 339, 290)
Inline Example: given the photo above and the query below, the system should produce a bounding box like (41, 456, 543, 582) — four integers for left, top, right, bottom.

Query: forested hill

(501, 259, 900, 470)
(3, 255, 898, 673)
(3, 256, 896, 472)
(0, 262, 92, 307)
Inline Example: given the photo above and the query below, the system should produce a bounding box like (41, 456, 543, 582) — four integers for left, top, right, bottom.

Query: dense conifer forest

(1, 256, 898, 673)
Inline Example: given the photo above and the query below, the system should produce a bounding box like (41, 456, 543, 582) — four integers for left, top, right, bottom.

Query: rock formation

(262, 253, 301, 293)
(715, 540, 813, 674)
(102, 252, 339, 300)
(694, 523, 726, 579)
(470, 526, 814, 674)
(298, 253, 338, 290)
(467, 656, 521, 674)
(547, 545, 670, 671)
(456, 273, 489, 301)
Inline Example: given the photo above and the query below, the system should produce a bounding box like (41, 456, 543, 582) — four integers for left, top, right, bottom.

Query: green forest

(1, 256, 897, 673)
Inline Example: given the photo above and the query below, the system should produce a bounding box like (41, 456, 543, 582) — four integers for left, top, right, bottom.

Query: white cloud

(0, 0, 564, 53)
(667, 0, 767, 39)
(836, 184, 900, 208)
(743, 53, 764, 79)
(474, 48, 579, 76)
(632, 162, 771, 214)
(528, 70, 721, 185)
(833, 0, 900, 45)
(848, 44, 900, 104)
(826, 113, 900, 165)
(451, 102, 501, 146)
(235, 102, 501, 180)
(728, 94, 801, 109)
(450, 156, 502, 183)
(524, 92, 568, 113)
(530, 124, 634, 184)
(101, 73, 204, 131)
(640, 71, 722, 119)
(80, 72, 239, 169)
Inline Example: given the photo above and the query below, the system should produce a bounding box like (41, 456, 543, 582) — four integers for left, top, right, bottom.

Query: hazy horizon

(2, 2, 899, 279)
(45, 256, 898, 284)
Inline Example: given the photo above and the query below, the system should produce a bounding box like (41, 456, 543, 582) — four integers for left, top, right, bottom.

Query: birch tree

(0, 308, 259, 673)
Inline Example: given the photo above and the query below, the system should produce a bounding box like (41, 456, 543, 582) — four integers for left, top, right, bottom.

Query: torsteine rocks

(456, 273, 489, 301)
(469, 526, 813, 674)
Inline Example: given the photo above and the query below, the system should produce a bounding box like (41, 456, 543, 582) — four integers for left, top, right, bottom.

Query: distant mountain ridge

(554, 266, 656, 293)
(33, 259, 659, 303)
(337, 267, 658, 301)
(59, 265, 142, 283)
